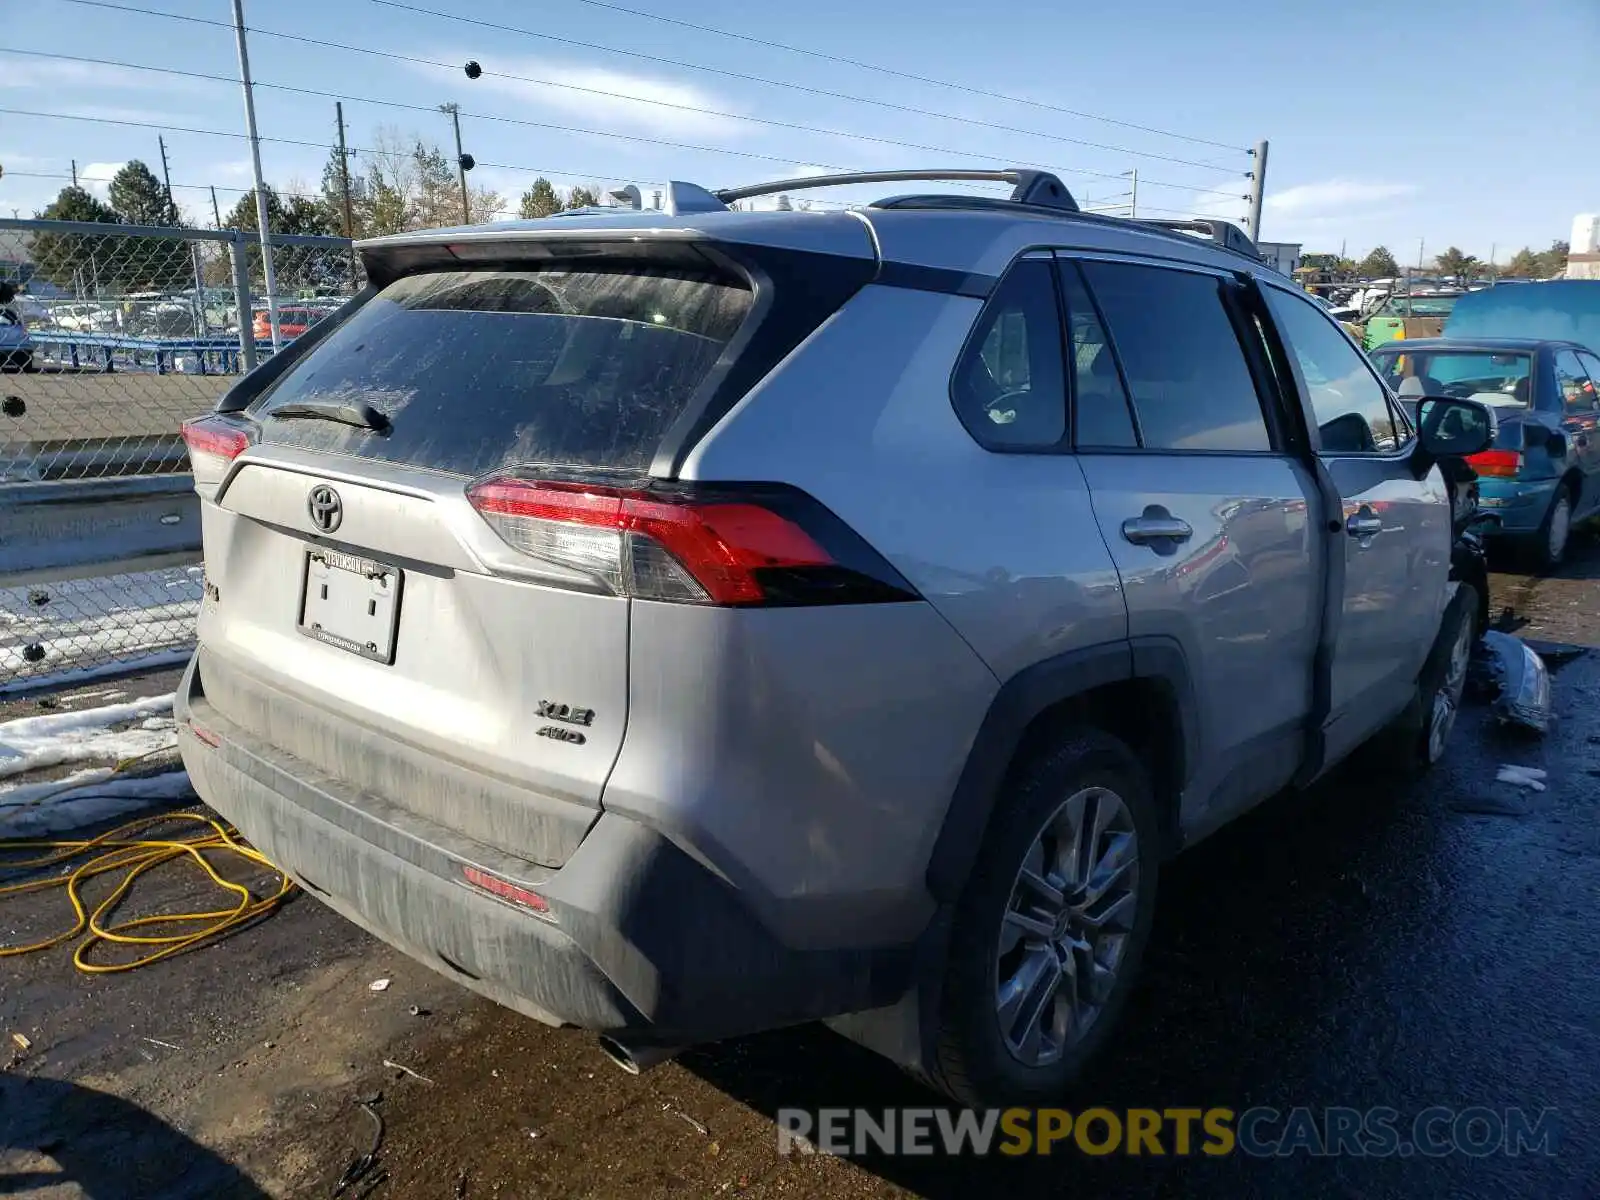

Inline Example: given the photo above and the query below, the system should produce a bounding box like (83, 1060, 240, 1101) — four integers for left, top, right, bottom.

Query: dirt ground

(2, 535, 1597, 1198)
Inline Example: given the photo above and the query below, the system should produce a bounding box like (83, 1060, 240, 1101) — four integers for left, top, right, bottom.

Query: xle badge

(536, 700, 594, 746)
(536, 700, 595, 727)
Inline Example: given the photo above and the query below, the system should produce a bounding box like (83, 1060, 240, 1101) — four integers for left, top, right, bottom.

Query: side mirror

(1416, 396, 1495, 462)
(0, 281, 14, 305)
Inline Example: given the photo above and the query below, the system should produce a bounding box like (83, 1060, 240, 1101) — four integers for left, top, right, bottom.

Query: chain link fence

(1, 217, 360, 691)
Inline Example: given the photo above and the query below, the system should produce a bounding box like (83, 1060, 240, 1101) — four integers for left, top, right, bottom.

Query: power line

(48, 0, 1246, 166)
(37, 1, 1248, 188)
(547, 0, 1246, 152)
(2, 44, 1245, 198)
(369, 0, 1244, 171)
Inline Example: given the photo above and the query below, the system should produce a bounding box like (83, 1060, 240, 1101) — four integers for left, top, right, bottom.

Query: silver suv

(177, 169, 1493, 1105)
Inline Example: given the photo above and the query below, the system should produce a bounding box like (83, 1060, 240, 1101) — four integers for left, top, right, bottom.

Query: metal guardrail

(1, 217, 359, 689)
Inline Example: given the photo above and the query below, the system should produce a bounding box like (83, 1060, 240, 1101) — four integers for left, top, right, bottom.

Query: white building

(1255, 240, 1303, 276)
(1567, 213, 1599, 280)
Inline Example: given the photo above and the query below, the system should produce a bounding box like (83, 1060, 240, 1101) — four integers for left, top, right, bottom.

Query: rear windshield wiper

(268, 400, 391, 434)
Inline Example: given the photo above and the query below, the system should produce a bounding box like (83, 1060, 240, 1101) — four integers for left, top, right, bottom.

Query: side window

(1556, 351, 1598, 413)
(951, 259, 1066, 449)
(1058, 262, 1138, 448)
(1263, 285, 1408, 455)
(1078, 261, 1271, 452)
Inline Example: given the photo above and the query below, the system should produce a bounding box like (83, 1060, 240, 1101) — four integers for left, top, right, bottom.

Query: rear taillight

(1467, 449, 1521, 478)
(466, 475, 917, 607)
(181, 414, 254, 485)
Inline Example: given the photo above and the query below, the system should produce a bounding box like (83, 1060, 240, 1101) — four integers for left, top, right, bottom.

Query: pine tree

(1357, 246, 1400, 278)
(566, 186, 600, 210)
(30, 186, 123, 292)
(411, 140, 460, 229)
(518, 178, 563, 219)
(319, 143, 370, 239)
(223, 186, 284, 233)
(282, 195, 334, 236)
(1504, 248, 1543, 278)
(107, 160, 179, 227)
(1537, 240, 1570, 279)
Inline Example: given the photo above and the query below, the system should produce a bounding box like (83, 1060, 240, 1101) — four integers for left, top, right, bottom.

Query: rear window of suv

(250, 265, 752, 475)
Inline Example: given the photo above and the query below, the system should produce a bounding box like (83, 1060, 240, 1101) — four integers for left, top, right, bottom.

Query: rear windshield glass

(250, 266, 752, 475)
(1373, 349, 1533, 408)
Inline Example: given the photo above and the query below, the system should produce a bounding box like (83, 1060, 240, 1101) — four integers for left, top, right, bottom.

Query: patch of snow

(1495, 764, 1547, 791)
(0, 769, 194, 837)
(0, 694, 176, 781)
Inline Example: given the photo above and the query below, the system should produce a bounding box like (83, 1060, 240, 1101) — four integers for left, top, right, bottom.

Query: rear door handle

(1121, 513, 1194, 546)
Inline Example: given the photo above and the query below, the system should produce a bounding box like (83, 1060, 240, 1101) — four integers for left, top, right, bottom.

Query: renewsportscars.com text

(777, 1106, 1559, 1158)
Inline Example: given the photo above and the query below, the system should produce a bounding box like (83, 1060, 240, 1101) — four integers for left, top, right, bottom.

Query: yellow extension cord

(0, 810, 295, 973)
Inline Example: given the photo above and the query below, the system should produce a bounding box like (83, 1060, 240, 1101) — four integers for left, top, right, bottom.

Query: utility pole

(335, 102, 355, 240)
(441, 102, 471, 224)
(210, 186, 223, 229)
(336, 101, 358, 288)
(158, 134, 175, 212)
(1417, 238, 1426, 272)
(231, 0, 281, 351)
(71, 159, 78, 188)
(1128, 167, 1138, 219)
(1245, 139, 1269, 242)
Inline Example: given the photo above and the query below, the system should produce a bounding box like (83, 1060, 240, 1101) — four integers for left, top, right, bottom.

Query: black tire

(1528, 486, 1573, 571)
(1367, 582, 1478, 776)
(927, 729, 1160, 1106)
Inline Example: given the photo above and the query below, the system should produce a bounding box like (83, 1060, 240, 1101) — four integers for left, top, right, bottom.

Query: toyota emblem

(308, 485, 343, 533)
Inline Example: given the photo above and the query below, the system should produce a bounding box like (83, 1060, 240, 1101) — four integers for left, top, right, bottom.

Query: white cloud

(1265, 180, 1419, 216)
(412, 54, 747, 140)
(0, 59, 212, 94)
(59, 104, 201, 127)
(76, 161, 128, 200)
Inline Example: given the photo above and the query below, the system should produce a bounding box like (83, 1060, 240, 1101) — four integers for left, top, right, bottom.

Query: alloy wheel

(1427, 614, 1475, 763)
(994, 786, 1140, 1067)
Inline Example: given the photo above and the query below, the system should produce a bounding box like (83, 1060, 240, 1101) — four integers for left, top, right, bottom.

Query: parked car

(0, 284, 32, 371)
(252, 305, 331, 341)
(49, 302, 118, 333)
(1445, 278, 1600, 355)
(1371, 337, 1600, 566)
(177, 170, 1493, 1106)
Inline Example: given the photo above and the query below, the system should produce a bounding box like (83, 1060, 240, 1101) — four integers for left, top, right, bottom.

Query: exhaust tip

(597, 1034, 682, 1075)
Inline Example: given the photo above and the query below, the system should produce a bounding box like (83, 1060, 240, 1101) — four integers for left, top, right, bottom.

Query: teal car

(1371, 337, 1600, 567)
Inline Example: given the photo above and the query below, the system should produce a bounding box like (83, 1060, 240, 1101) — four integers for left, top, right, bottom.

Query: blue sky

(2, 0, 1595, 261)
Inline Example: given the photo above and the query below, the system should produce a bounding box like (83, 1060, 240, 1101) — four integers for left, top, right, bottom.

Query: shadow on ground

(0, 1074, 270, 1198)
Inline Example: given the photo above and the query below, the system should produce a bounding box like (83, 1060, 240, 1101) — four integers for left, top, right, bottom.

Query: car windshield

(1379, 295, 1459, 318)
(1372, 349, 1533, 407)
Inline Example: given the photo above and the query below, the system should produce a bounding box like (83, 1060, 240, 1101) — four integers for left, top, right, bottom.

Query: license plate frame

(297, 547, 403, 665)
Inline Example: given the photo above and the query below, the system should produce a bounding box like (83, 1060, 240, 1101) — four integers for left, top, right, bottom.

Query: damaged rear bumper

(173, 652, 911, 1041)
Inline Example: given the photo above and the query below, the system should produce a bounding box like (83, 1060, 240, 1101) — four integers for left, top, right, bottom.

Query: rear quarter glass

(247, 266, 754, 475)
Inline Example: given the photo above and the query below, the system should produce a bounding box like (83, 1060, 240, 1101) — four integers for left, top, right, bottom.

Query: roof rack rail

(712, 169, 1078, 213)
(1134, 218, 1261, 261)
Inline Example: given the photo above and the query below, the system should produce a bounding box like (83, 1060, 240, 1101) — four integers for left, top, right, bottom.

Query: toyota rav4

(176, 169, 1493, 1105)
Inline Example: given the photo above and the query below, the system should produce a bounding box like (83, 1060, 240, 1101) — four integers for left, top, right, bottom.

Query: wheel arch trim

(924, 636, 1198, 903)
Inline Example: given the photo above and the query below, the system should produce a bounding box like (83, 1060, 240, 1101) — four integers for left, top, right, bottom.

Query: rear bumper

(175, 652, 911, 1040)
(1476, 478, 1558, 535)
